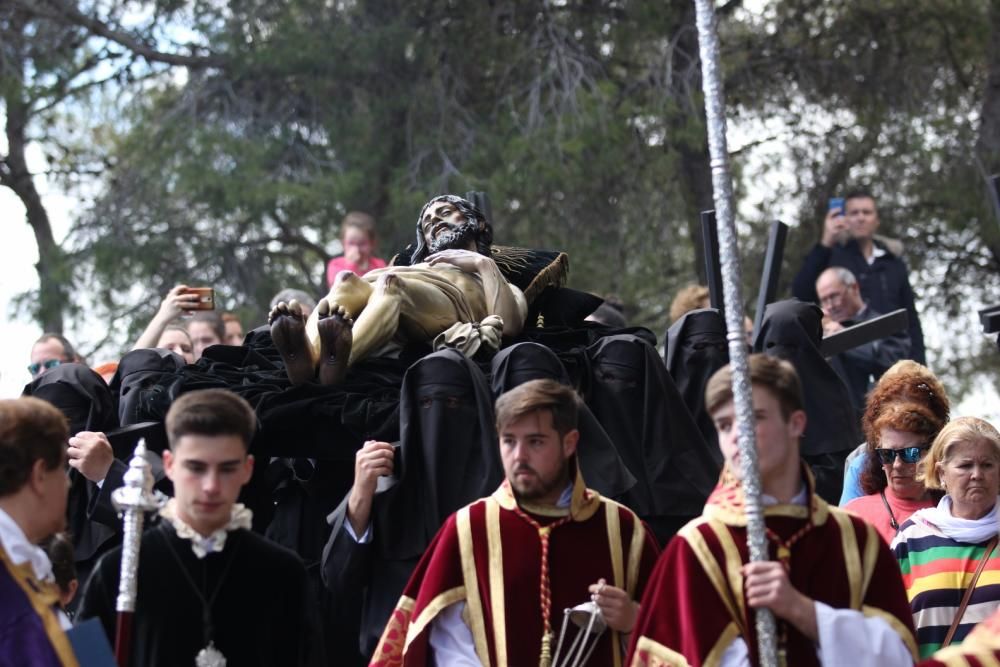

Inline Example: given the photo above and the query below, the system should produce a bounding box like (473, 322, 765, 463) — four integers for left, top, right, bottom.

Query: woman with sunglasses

(892, 417, 1000, 658)
(845, 401, 945, 542)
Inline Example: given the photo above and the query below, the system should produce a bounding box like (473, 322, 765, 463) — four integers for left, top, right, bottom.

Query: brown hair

(922, 417, 1000, 490)
(189, 311, 225, 342)
(341, 211, 377, 241)
(669, 284, 710, 323)
(41, 532, 77, 594)
(158, 324, 192, 344)
(0, 398, 69, 496)
(844, 188, 877, 209)
(34, 333, 82, 364)
(705, 354, 803, 420)
(221, 312, 241, 324)
(862, 361, 949, 445)
(495, 379, 580, 438)
(165, 389, 256, 451)
(860, 401, 947, 494)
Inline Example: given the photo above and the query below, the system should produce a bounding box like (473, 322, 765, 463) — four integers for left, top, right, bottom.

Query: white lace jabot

(159, 498, 253, 559)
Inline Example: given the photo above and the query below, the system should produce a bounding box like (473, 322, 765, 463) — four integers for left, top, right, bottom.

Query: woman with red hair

(844, 361, 950, 542)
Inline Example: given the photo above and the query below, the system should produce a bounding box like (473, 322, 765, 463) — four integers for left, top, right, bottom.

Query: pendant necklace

(159, 526, 243, 667)
(880, 490, 900, 534)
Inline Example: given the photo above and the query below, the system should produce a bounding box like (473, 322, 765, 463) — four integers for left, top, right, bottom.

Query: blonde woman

(891, 417, 1000, 658)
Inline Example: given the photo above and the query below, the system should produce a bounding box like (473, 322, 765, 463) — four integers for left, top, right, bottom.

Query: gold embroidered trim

(632, 636, 693, 666)
(704, 622, 743, 667)
(706, 520, 748, 630)
(678, 521, 743, 631)
(604, 502, 624, 667)
(486, 499, 508, 666)
(831, 509, 863, 609)
(606, 503, 625, 590)
(859, 518, 880, 596)
(405, 587, 466, 651)
(490, 246, 569, 304)
(862, 604, 919, 660)
(490, 474, 601, 522)
(457, 506, 492, 666)
(0, 546, 78, 667)
(371, 596, 415, 664)
(626, 512, 646, 598)
(928, 645, 1000, 666)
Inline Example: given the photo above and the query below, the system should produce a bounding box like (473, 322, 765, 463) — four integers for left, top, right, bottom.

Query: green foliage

(6, 0, 998, 403)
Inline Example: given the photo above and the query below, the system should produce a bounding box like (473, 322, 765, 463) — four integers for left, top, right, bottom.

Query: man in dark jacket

(816, 267, 911, 415)
(792, 189, 925, 363)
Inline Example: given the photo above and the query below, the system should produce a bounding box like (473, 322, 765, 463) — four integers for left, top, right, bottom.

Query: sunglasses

(875, 445, 930, 465)
(27, 359, 64, 376)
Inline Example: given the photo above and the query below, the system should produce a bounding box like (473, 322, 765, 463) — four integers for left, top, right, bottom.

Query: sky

(0, 141, 76, 398)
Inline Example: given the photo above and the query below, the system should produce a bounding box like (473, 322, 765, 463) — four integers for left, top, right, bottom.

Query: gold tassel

(539, 630, 553, 667)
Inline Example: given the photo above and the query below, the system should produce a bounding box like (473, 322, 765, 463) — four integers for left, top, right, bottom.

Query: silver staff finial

(112, 438, 163, 613)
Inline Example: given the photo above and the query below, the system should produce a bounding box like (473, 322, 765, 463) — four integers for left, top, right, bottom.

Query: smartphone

(828, 197, 845, 215)
(184, 287, 215, 310)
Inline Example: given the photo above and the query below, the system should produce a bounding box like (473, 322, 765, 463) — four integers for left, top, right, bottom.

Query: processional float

(692, 0, 779, 665)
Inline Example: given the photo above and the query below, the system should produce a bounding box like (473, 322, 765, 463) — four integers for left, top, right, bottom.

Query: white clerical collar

(0, 507, 55, 583)
(762, 485, 808, 507)
(159, 498, 252, 559)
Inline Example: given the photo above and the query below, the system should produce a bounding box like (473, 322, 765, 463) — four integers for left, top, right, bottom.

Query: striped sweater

(892, 515, 1000, 658)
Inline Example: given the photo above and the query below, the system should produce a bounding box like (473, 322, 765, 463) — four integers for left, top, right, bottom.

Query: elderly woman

(892, 417, 1000, 658)
(845, 398, 946, 542)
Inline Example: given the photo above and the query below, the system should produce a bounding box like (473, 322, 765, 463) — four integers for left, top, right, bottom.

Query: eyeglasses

(27, 359, 63, 377)
(875, 445, 930, 465)
(819, 290, 847, 307)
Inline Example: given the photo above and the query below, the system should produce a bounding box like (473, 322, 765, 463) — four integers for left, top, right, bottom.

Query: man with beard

(369, 379, 659, 666)
(269, 195, 528, 385)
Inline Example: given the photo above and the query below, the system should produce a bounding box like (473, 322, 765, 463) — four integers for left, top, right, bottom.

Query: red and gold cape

(370, 470, 660, 666)
(627, 466, 918, 667)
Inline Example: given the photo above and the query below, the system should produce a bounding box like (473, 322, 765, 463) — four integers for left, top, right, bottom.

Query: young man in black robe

(77, 388, 324, 666)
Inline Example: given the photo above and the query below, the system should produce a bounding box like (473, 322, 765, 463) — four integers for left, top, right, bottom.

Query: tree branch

(28, 0, 223, 69)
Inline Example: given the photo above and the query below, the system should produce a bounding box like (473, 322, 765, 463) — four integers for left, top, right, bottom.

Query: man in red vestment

(627, 354, 918, 667)
(370, 378, 660, 666)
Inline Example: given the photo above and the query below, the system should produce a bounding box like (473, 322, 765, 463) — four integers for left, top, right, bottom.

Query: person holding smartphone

(791, 189, 926, 364)
(824, 196, 849, 246)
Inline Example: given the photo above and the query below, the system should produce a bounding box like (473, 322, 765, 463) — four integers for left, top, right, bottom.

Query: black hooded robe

(321, 348, 500, 663)
(753, 299, 863, 503)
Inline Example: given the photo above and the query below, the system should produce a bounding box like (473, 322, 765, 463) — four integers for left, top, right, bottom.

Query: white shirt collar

(866, 242, 887, 265)
(158, 498, 253, 559)
(761, 485, 809, 507)
(0, 507, 55, 583)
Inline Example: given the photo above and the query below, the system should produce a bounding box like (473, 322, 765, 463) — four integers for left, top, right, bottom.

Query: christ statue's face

(420, 200, 480, 253)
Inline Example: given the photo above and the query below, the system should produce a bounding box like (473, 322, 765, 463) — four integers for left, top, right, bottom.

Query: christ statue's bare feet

(269, 300, 314, 385)
(316, 298, 354, 386)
